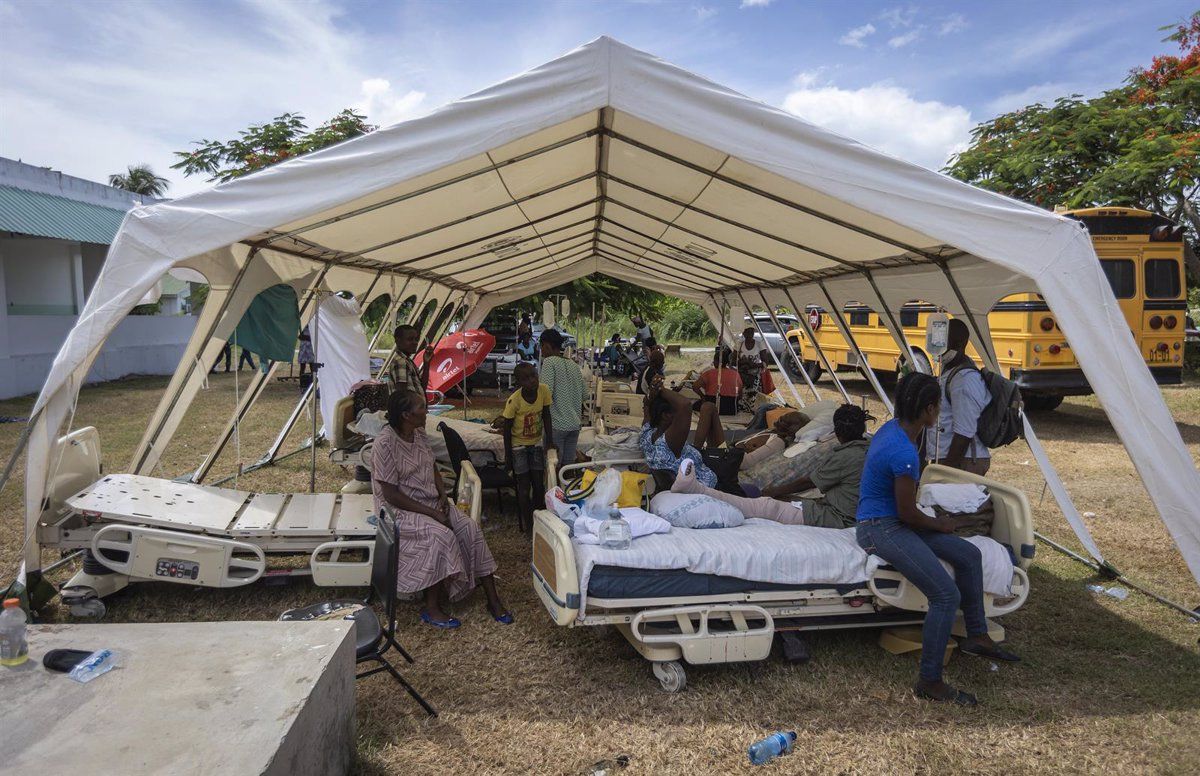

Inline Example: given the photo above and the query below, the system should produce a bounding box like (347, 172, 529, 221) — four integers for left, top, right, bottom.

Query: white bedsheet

(572, 519, 1014, 618)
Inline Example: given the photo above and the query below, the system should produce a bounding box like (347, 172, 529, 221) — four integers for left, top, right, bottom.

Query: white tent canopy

(19, 37, 1200, 588)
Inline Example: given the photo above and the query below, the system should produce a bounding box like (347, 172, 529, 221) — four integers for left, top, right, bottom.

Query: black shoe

(914, 683, 978, 706)
(959, 640, 1021, 663)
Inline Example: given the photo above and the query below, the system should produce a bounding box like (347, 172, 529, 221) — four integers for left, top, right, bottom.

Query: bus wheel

(1024, 394, 1064, 412)
(803, 360, 823, 383)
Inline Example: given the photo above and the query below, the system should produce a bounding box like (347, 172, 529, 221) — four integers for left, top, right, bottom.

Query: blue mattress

(586, 565, 882, 599)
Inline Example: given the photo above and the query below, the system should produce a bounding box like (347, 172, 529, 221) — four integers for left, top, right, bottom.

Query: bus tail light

(1039, 317, 1054, 332)
(1048, 344, 1062, 355)
(1149, 315, 1163, 329)
(1164, 315, 1177, 329)
(1156, 342, 1169, 352)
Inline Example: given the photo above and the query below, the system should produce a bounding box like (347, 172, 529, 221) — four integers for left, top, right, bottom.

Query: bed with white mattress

(531, 463, 1033, 692)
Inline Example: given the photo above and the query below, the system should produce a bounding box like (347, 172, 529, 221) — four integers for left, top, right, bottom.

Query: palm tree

(108, 164, 169, 197)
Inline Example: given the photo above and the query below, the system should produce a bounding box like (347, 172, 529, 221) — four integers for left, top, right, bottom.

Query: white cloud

(782, 77, 973, 170)
(985, 82, 1076, 115)
(939, 13, 968, 35)
(355, 78, 427, 127)
(888, 28, 922, 48)
(740, 0, 773, 8)
(878, 6, 918, 28)
(839, 23, 876, 48)
(694, 5, 717, 21)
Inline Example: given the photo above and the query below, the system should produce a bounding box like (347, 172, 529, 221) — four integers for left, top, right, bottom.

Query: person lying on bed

(759, 404, 873, 528)
(642, 382, 805, 523)
(371, 389, 512, 629)
(730, 410, 808, 465)
(857, 373, 1018, 706)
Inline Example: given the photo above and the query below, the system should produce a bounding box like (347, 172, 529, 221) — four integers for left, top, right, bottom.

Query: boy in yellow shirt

(502, 362, 553, 534)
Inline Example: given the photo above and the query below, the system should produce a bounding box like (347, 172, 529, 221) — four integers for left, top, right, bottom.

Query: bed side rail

(42, 426, 102, 523)
(531, 509, 579, 626)
(457, 460, 484, 526)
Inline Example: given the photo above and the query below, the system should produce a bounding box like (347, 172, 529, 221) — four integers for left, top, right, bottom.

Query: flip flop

(420, 611, 461, 629)
(959, 641, 1021, 663)
(913, 684, 978, 706)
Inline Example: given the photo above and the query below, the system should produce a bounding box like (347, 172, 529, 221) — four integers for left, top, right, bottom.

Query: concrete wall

(1, 237, 79, 315)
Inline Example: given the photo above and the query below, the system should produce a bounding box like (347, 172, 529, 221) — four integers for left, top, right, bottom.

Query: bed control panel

(155, 558, 200, 580)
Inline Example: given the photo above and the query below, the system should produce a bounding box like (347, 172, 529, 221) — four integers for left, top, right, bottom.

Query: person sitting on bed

(760, 404, 873, 528)
(642, 381, 805, 523)
(371, 388, 512, 629)
(857, 372, 1018, 706)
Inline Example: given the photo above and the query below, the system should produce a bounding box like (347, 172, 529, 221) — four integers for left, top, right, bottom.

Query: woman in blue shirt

(858, 373, 1019, 706)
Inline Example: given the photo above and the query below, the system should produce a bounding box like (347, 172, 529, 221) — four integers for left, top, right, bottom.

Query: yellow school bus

(784, 207, 1187, 410)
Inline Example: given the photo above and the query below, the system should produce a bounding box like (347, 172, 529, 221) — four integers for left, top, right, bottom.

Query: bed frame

(531, 461, 1032, 691)
(36, 425, 485, 617)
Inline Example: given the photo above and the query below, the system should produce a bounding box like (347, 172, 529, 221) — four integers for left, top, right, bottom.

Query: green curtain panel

(233, 284, 300, 362)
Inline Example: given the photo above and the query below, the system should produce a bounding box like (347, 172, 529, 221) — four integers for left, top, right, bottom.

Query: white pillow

(649, 492, 745, 529)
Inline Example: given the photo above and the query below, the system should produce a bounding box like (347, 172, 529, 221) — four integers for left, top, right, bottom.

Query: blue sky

(1, 0, 1192, 196)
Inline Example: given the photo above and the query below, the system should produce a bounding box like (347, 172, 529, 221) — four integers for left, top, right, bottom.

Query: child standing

(502, 362, 553, 534)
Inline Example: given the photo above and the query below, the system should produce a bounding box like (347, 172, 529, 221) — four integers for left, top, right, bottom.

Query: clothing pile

(918, 483, 995, 537)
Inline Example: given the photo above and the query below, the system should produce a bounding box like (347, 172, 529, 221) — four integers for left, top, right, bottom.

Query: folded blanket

(919, 483, 989, 513)
(573, 507, 671, 545)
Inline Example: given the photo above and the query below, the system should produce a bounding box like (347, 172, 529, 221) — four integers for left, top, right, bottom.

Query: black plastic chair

(281, 509, 437, 717)
(438, 421, 514, 511)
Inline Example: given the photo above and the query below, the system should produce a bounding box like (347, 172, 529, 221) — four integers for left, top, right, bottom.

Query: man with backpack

(935, 319, 993, 475)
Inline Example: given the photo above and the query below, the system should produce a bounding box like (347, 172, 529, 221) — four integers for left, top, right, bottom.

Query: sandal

(420, 611, 461, 629)
(913, 683, 978, 706)
(959, 640, 1021, 663)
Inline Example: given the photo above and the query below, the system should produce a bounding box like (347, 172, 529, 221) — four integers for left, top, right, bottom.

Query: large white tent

(16, 37, 1200, 589)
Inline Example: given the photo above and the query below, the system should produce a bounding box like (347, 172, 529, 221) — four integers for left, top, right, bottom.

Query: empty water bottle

(748, 731, 796, 766)
(0, 598, 29, 667)
(598, 508, 631, 550)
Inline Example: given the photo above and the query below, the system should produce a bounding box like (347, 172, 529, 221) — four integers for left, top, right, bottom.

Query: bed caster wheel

(68, 598, 107, 619)
(652, 661, 687, 693)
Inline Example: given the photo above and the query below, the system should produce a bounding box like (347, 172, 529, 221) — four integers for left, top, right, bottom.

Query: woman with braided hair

(857, 373, 1019, 706)
(759, 404, 874, 528)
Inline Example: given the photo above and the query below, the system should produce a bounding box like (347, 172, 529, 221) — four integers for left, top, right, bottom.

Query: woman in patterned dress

(371, 389, 512, 628)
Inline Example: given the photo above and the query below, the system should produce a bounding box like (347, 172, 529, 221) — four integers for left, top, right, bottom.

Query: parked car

(1186, 315, 1199, 344)
(743, 313, 799, 359)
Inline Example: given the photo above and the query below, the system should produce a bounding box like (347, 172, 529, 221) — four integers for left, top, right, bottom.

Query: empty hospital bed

(532, 461, 1032, 692)
(36, 425, 486, 617)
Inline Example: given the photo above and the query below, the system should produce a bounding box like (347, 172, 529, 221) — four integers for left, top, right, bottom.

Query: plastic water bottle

(748, 731, 796, 766)
(598, 508, 631, 550)
(0, 598, 29, 667)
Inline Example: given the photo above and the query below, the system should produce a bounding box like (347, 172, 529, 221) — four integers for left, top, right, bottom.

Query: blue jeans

(857, 517, 987, 681)
(552, 428, 580, 471)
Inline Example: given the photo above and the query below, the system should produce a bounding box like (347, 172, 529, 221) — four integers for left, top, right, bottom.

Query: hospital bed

(592, 377, 755, 435)
(37, 426, 485, 617)
(532, 460, 1032, 692)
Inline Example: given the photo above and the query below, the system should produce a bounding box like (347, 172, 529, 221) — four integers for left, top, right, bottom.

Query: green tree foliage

(172, 109, 376, 183)
(946, 13, 1199, 277)
(107, 164, 169, 197)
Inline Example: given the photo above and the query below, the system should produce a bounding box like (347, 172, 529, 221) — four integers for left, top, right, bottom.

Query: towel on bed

(919, 483, 989, 513)
(572, 507, 671, 545)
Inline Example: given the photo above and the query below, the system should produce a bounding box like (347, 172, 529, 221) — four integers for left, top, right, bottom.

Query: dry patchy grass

(1, 370, 1199, 775)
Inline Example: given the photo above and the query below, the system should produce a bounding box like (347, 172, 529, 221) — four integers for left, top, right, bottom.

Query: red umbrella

(414, 329, 496, 396)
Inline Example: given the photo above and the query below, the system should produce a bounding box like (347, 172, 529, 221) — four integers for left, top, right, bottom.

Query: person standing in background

(540, 329, 586, 466)
(934, 320, 991, 475)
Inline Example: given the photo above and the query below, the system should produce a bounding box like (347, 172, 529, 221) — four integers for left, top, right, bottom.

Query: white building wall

(1, 237, 78, 315)
(0, 314, 197, 399)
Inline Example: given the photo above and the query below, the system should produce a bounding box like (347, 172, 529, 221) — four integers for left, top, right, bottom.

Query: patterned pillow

(649, 492, 745, 529)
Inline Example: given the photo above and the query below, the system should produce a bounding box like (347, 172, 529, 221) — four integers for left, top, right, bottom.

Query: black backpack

(944, 364, 1023, 448)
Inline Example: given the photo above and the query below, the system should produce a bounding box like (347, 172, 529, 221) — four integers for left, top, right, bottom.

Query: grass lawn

(1, 367, 1198, 774)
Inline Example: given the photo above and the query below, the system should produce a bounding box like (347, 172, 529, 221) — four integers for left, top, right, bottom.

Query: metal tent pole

(816, 281, 893, 413)
(753, 288, 819, 402)
(780, 286, 853, 404)
(736, 289, 806, 407)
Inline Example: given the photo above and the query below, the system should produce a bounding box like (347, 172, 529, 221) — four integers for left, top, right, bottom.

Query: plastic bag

(68, 649, 122, 683)
(583, 468, 623, 519)
(545, 487, 582, 526)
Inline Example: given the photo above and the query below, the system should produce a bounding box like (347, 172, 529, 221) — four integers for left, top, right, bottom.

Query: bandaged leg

(672, 460, 805, 524)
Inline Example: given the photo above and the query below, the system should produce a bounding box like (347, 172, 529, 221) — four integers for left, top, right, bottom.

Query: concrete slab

(0, 621, 355, 776)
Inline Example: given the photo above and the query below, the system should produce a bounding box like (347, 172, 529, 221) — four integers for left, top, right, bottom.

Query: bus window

(900, 304, 922, 328)
(1100, 259, 1136, 299)
(846, 307, 872, 326)
(1144, 259, 1181, 298)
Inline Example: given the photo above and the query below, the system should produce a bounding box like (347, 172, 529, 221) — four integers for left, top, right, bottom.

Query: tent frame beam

(779, 286, 853, 404)
(755, 287, 823, 401)
(734, 290, 809, 406)
(817, 280, 893, 412)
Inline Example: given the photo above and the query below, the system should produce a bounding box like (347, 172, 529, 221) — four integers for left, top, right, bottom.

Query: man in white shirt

(934, 319, 991, 475)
